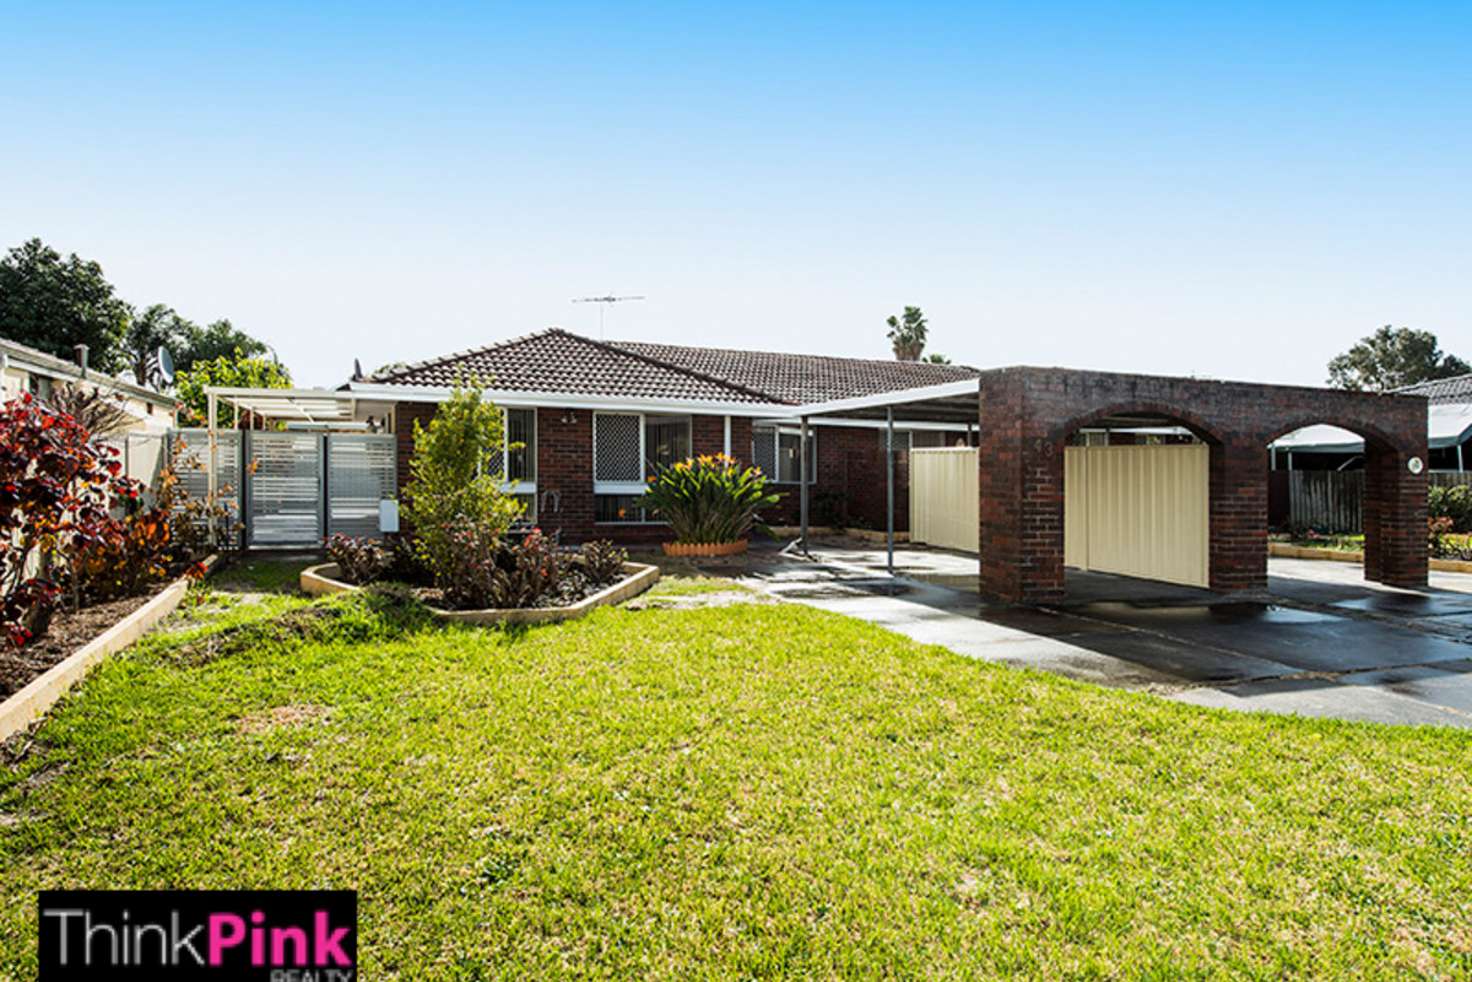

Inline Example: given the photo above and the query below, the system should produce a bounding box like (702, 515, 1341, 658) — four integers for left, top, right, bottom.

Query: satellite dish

(153, 346, 175, 386)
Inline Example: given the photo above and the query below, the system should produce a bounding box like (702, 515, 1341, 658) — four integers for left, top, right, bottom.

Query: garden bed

(1268, 541, 1472, 574)
(0, 559, 215, 743)
(300, 561, 660, 624)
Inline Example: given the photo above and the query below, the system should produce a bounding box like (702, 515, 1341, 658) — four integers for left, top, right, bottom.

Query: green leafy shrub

(324, 534, 390, 585)
(580, 540, 627, 586)
(1429, 483, 1472, 533)
(640, 453, 779, 544)
(400, 384, 524, 589)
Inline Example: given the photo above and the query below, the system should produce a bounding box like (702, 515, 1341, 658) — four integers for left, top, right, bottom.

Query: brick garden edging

(1269, 541, 1472, 575)
(0, 557, 217, 744)
(300, 561, 660, 624)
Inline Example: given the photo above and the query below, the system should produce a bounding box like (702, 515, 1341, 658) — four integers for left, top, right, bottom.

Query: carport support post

(206, 391, 218, 547)
(799, 415, 809, 552)
(886, 406, 895, 575)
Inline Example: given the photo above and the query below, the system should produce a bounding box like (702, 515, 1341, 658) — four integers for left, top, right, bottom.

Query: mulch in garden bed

(0, 591, 161, 699)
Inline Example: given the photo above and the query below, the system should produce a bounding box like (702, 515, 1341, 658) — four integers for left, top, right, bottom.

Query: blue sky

(2, 2, 1468, 387)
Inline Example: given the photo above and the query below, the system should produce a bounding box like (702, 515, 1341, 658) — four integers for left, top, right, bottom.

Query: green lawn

(3, 573, 1472, 977)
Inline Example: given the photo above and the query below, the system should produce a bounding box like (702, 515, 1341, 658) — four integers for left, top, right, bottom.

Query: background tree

(176, 318, 270, 371)
(923, 352, 951, 365)
(1327, 325, 1471, 392)
(0, 239, 129, 372)
(886, 306, 929, 361)
(173, 349, 292, 427)
(121, 303, 191, 384)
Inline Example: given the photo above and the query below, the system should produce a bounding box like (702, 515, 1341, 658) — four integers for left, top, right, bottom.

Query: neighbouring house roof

(1395, 373, 1472, 405)
(1274, 376, 1472, 454)
(0, 336, 175, 408)
(1274, 403, 1472, 454)
(366, 328, 982, 406)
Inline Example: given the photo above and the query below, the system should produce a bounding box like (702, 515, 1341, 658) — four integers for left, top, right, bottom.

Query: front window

(753, 425, 816, 483)
(594, 412, 693, 522)
(489, 408, 537, 485)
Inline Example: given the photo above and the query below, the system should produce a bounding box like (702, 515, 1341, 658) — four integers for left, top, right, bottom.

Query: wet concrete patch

(1339, 660, 1472, 715)
(1047, 629, 1299, 684)
(1067, 601, 1337, 629)
(1169, 676, 1472, 728)
(1332, 593, 1472, 617)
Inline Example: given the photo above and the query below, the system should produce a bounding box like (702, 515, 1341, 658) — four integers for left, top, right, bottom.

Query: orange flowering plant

(641, 453, 779, 545)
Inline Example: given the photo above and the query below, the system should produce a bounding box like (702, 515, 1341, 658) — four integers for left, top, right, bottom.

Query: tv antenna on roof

(572, 295, 646, 340)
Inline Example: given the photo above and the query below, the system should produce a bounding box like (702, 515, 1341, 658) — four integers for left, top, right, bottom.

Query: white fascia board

(343, 382, 795, 417)
(783, 379, 981, 419)
(752, 416, 972, 432)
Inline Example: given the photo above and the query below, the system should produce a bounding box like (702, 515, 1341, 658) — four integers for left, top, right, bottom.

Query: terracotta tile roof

(610, 339, 982, 404)
(369, 328, 981, 405)
(368, 329, 775, 404)
(1395, 373, 1472, 404)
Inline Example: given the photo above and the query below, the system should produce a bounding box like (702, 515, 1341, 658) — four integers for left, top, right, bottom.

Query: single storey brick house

(357, 329, 979, 544)
(206, 329, 1429, 604)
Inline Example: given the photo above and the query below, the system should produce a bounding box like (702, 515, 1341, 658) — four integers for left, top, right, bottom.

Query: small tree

(1327, 326, 1471, 392)
(400, 384, 524, 587)
(886, 306, 929, 361)
(174, 348, 293, 427)
(0, 394, 140, 645)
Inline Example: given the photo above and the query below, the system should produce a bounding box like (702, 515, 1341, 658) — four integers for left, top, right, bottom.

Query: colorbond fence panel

(1064, 444, 1210, 588)
(908, 448, 979, 553)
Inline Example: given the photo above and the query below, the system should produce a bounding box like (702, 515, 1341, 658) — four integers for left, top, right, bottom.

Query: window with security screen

(594, 413, 644, 483)
(752, 427, 777, 478)
(594, 412, 693, 521)
(752, 425, 815, 483)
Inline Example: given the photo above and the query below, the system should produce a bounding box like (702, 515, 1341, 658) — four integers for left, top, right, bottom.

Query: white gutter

(342, 381, 797, 418)
(781, 378, 982, 419)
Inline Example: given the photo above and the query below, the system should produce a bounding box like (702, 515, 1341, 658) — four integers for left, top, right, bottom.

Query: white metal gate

(909, 448, 979, 552)
(326, 434, 397, 538)
(1064, 444, 1209, 588)
(247, 431, 324, 547)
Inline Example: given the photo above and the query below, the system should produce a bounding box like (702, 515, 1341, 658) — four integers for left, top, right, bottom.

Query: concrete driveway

(741, 541, 1472, 728)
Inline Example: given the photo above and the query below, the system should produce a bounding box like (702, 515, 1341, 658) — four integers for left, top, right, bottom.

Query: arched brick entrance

(977, 367, 1428, 605)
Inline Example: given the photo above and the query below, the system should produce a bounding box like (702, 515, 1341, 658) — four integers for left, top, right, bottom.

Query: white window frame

(592, 411, 692, 496)
(501, 407, 537, 497)
(754, 424, 817, 485)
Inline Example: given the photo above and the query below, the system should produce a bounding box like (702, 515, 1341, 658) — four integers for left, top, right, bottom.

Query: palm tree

(886, 306, 928, 361)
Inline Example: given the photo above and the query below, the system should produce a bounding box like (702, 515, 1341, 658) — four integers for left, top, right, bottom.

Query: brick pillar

(1208, 441, 1269, 593)
(394, 402, 438, 521)
(728, 417, 753, 467)
(536, 407, 593, 542)
(1364, 441, 1428, 588)
(979, 375, 1054, 603)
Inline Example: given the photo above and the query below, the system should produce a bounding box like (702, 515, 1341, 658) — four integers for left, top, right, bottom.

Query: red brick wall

(977, 368, 1428, 604)
(396, 403, 761, 546)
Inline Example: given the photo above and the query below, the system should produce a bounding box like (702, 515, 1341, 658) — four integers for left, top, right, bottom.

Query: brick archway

(977, 367, 1428, 604)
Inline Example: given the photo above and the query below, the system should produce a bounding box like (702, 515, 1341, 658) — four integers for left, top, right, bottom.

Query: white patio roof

(206, 387, 363, 423)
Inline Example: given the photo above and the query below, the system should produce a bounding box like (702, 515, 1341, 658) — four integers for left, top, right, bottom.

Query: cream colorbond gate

(1064, 444, 1209, 588)
(909, 448, 979, 553)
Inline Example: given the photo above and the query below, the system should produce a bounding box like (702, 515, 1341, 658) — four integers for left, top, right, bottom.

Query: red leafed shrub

(0, 393, 140, 646)
(324, 534, 391, 585)
(440, 525, 565, 610)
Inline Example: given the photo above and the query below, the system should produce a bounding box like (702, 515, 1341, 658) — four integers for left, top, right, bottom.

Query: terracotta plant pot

(661, 539, 749, 558)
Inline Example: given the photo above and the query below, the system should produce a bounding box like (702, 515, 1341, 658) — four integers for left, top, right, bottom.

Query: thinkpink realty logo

(38, 890, 356, 980)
